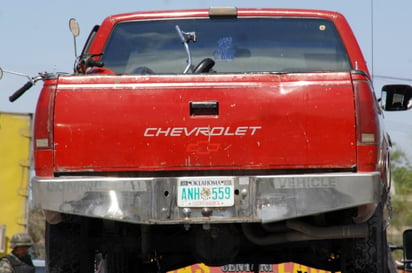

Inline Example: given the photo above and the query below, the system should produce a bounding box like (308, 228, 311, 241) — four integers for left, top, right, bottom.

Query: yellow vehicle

(168, 263, 336, 273)
(0, 112, 32, 255)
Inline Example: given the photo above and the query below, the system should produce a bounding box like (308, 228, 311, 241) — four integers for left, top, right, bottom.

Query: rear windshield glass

(101, 17, 351, 74)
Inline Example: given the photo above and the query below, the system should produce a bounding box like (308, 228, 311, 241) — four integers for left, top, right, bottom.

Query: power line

(374, 75, 412, 82)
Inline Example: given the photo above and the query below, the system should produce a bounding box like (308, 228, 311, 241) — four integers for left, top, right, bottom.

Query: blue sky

(1, 0, 412, 157)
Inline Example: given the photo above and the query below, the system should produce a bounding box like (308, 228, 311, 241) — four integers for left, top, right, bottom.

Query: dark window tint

(101, 18, 351, 74)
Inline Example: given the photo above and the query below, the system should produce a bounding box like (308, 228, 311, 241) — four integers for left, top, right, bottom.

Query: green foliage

(391, 148, 410, 168)
(392, 167, 412, 194)
(391, 145, 412, 195)
(388, 144, 412, 253)
(391, 195, 412, 229)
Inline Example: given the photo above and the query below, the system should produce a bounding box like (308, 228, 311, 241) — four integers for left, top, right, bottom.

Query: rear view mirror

(381, 84, 412, 111)
(403, 229, 412, 272)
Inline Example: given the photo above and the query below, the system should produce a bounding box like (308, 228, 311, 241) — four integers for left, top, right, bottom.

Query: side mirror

(381, 84, 412, 111)
(69, 18, 80, 37)
(69, 18, 80, 59)
(404, 229, 412, 272)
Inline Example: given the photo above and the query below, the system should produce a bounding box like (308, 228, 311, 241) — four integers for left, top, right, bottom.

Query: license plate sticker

(177, 177, 234, 207)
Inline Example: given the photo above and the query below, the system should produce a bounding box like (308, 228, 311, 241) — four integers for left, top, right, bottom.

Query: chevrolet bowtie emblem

(187, 141, 221, 155)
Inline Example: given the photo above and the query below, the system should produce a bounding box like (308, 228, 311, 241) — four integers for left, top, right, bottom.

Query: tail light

(33, 80, 57, 177)
(352, 71, 380, 172)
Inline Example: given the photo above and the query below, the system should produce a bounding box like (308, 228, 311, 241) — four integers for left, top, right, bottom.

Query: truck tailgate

(53, 72, 356, 173)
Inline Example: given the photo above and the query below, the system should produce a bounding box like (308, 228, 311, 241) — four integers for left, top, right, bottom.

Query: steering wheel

(132, 66, 154, 75)
(193, 58, 215, 73)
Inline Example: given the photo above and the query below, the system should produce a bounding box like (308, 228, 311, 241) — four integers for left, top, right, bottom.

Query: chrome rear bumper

(32, 172, 381, 224)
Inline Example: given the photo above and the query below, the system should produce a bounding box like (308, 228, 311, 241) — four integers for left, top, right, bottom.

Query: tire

(45, 219, 94, 273)
(341, 202, 388, 273)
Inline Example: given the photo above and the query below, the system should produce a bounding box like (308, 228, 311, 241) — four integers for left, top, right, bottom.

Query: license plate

(177, 177, 234, 207)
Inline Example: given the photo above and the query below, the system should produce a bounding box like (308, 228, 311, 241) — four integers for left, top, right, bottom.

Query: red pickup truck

(7, 7, 412, 273)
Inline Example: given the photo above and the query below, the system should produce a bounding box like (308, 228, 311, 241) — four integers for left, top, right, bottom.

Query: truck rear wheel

(45, 220, 94, 273)
(342, 202, 388, 273)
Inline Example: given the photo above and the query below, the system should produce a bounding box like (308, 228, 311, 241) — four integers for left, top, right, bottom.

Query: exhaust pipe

(242, 220, 368, 246)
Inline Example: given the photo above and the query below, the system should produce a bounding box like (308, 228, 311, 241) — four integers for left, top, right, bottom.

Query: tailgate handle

(190, 101, 219, 116)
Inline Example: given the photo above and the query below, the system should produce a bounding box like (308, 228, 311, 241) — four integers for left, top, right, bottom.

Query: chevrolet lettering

(144, 126, 262, 137)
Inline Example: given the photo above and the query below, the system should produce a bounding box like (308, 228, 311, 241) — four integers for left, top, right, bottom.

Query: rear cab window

(101, 17, 351, 74)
